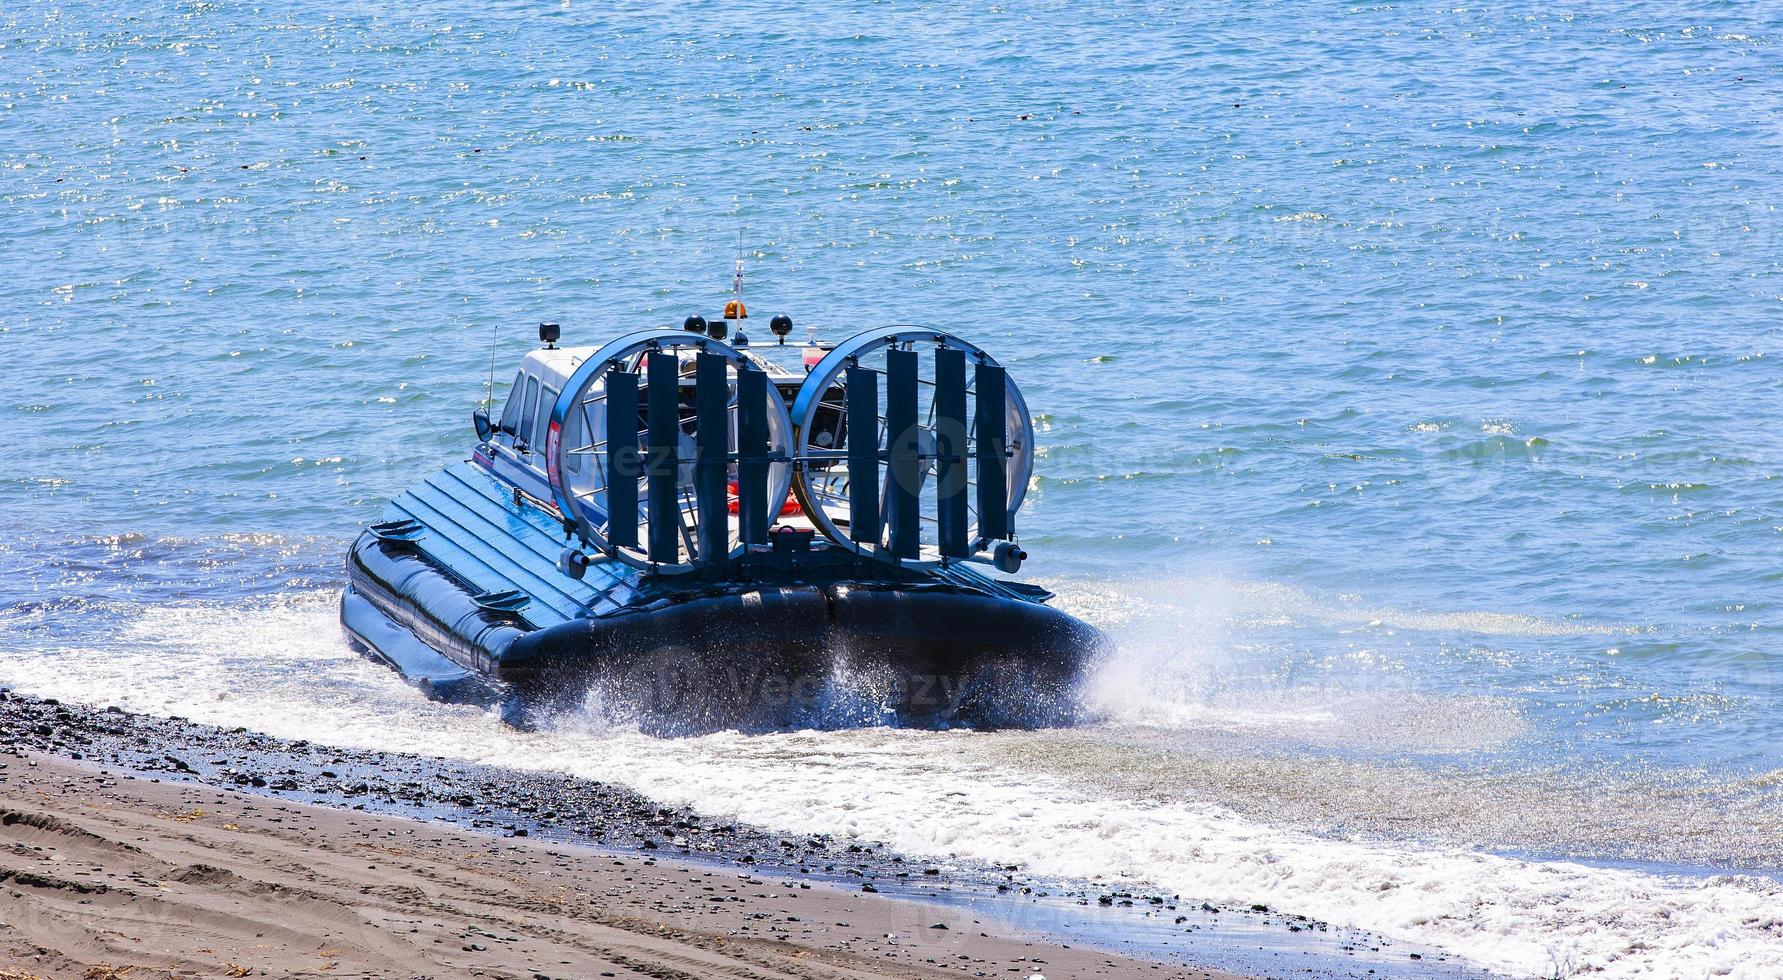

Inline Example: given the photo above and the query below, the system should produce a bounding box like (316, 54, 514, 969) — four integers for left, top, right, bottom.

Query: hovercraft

(341, 291, 1102, 731)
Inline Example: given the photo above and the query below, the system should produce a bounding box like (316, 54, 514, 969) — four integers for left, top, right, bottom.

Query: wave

(0, 591, 1778, 975)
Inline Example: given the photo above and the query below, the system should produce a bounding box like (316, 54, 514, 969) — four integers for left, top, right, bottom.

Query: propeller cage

(549, 327, 1032, 574)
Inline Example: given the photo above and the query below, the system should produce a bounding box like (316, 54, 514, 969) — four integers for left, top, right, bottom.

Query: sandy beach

(0, 752, 1237, 980)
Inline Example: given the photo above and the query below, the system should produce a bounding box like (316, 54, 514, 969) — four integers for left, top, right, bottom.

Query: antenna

(485, 320, 501, 411)
(734, 229, 744, 304)
(724, 230, 748, 321)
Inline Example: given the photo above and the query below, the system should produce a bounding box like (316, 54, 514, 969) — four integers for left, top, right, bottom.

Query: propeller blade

(604, 369, 640, 549)
(846, 365, 881, 544)
(694, 351, 730, 566)
(886, 347, 921, 559)
(975, 361, 1010, 541)
(736, 364, 771, 546)
(934, 346, 969, 558)
(645, 349, 681, 564)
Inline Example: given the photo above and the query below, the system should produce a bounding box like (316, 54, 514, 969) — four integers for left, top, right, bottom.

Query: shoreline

(1, 689, 1474, 979)
(1, 752, 1231, 980)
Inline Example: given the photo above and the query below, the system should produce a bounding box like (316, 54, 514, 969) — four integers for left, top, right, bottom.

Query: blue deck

(379, 461, 637, 629)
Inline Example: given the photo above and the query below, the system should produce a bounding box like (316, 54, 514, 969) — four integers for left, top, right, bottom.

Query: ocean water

(3, 1, 1782, 976)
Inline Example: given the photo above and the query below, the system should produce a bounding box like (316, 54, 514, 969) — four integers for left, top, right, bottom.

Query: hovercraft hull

(341, 462, 1102, 731)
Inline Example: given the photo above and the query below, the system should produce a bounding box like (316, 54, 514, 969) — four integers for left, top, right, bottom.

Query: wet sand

(0, 688, 1458, 978)
(1, 753, 1239, 980)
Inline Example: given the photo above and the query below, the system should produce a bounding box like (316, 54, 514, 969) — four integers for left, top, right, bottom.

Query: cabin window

(537, 385, 560, 457)
(521, 376, 541, 451)
(498, 370, 526, 436)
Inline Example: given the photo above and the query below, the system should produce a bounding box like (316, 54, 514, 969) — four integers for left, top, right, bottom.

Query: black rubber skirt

(345, 533, 1104, 732)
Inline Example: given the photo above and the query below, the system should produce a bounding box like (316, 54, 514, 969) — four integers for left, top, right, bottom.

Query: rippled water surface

(3, 2, 1781, 976)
